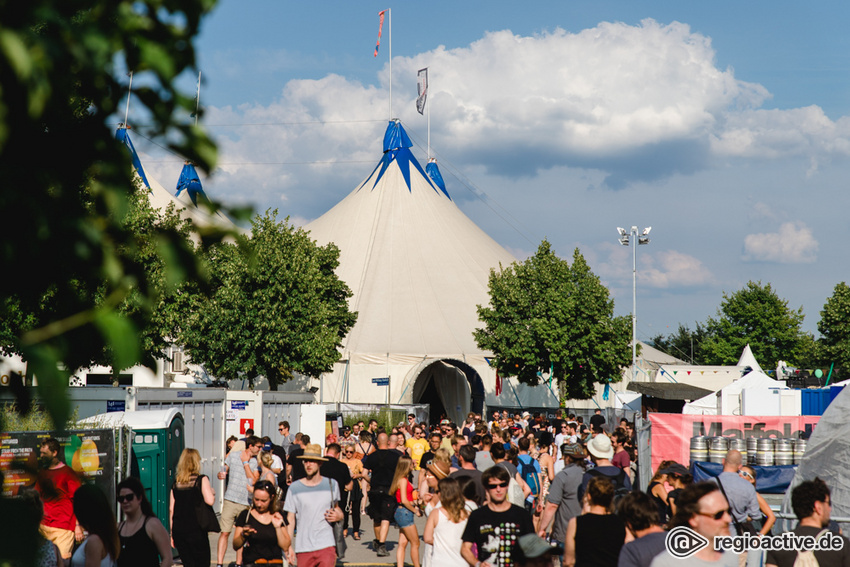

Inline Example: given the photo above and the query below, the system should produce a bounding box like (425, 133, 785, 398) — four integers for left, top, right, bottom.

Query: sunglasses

(740, 471, 754, 480)
(486, 482, 509, 489)
(698, 508, 730, 520)
(117, 493, 136, 503)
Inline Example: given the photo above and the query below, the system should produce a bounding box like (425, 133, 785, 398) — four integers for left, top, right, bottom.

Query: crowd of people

(22, 409, 850, 567)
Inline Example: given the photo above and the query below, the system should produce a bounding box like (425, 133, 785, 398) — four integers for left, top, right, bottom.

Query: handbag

(329, 478, 346, 559)
(194, 474, 221, 533)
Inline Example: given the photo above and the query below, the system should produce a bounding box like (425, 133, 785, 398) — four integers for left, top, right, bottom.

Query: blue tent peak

(383, 119, 413, 153)
(425, 159, 451, 200)
(175, 163, 210, 206)
(357, 120, 449, 199)
(115, 127, 151, 190)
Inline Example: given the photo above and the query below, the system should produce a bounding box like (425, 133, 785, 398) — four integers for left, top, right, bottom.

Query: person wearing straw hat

(283, 444, 343, 567)
(577, 433, 631, 504)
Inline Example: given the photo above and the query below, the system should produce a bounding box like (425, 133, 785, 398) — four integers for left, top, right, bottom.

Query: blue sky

(133, 1, 850, 355)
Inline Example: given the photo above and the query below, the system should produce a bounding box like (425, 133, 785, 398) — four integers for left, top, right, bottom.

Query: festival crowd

(23, 409, 850, 567)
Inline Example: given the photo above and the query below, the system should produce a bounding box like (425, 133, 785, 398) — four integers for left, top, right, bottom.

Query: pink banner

(648, 414, 821, 472)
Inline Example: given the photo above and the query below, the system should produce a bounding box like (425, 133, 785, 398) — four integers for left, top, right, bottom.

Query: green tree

(179, 211, 357, 389)
(650, 323, 712, 364)
(0, 0, 226, 428)
(818, 282, 850, 375)
(474, 240, 631, 401)
(0, 184, 198, 372)
(701, 281, 806, 369)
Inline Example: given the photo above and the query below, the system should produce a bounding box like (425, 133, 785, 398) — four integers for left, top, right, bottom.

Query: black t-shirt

(321, 457, 352, 494)
(288, 448, 306, 482)
(765, 526, 850, 567)
(590, 413, 606, 429)
(362, 449, 401, 492)
(461, 504, 534, 567)
(235, 509, 286, 564)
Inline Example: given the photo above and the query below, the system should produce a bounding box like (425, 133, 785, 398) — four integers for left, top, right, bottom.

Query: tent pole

(124, 71, 134, 126)
(195, 71, 201, 127)
(388, 8, 392, 120)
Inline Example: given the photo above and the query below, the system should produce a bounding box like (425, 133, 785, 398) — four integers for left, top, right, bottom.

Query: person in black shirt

(589, 409, 605, 431)
(462, 466, 534, 567)
(362, 433, 401, 557)
(286, 435, 309, 484)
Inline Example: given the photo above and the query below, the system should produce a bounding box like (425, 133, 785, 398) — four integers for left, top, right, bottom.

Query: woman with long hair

(648, 461, 673, 524)
(390, 455, 421, 567)
(340, 444, 365, 540)
(563, 476, 626, 567)
(233, 481, 290, 563)
(740, 465, 775, 536)
(170, 448, 216, 567)
(258, 451, 278, 487)
(72, 484, 119, 567)
(116, 477, 172, 567)
(423, 478, 469, 567)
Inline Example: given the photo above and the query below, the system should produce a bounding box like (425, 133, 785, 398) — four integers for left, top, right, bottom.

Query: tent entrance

(412, 359, 485, 425)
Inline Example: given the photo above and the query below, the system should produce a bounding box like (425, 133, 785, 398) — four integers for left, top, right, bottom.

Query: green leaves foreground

(474, 240, 631, 401)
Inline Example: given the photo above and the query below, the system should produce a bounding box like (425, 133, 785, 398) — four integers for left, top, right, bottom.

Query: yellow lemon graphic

(72, 440, 100, 473)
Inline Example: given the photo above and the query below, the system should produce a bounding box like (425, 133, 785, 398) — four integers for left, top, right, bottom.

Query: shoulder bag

(194, 474, 221, 533)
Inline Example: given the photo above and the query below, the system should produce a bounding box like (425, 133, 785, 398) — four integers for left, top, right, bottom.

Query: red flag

(495, 369, 502, 396)
(374, 11, 386, 57)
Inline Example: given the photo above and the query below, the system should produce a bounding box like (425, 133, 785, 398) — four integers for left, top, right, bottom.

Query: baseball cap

(262, 442, 272, 452)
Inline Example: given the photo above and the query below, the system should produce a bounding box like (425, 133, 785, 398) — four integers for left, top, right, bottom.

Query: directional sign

(371, 377, 390, 386)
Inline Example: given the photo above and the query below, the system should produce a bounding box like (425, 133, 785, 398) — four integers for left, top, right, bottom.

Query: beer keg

(774, 438, 793, 466)
(756, 437, 775, 466)
(709, 436, 729, 463)
(690, 436, 709, 464)
(793, 438, 808, 465)
(746, 436, 759, 465)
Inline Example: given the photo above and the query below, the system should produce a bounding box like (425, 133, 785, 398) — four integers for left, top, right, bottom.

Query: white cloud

(742, 221, 818, 264)
(189, 18, 850, 217)
(595, 244, 715, 290)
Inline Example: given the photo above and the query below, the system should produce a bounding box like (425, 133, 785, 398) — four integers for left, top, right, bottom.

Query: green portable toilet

(81, 409, 184, 529)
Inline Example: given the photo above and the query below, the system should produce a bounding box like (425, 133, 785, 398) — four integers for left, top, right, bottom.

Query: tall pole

(632, 226, 637, 383)
(388, 8, 392, 120)
(123, 71, 134, 126)
(194, 71, 201, 127)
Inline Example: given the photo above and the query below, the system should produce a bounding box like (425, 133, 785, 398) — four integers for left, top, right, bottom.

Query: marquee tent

(736, 343, 764, 374)
(682, 370, 784, 415)
(299, 120, 557, 422)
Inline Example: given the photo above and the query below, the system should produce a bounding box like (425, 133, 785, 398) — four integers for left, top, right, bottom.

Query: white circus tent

(299, 120, 558, 422)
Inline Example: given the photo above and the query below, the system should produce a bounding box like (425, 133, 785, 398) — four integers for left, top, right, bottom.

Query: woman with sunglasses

(170, 448, 216, 567)
(233, 481, 290, 564)
(341, 445, 364, 540)
(116, 477, 172, 567)
(72, 484, 120, 567)
(740, 466, 775, 536)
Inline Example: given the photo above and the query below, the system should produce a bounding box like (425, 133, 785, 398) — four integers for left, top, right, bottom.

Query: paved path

(207, 512, 428, 567)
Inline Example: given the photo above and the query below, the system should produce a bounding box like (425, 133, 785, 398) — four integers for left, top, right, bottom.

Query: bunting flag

(374, 10, 386, 57)
(495, 369, 502, 396)
(416, 67, 428, 114)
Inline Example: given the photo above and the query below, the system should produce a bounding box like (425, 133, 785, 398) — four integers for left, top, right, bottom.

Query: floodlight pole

(617, 226, 651, 383)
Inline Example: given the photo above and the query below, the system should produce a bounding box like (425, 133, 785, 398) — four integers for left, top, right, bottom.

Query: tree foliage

(179, 211, 357, 390)
(818, 282, 850, 375)
(0, 0, 223, 427)
(650, 323, 712, 364)
(474, 240, 631, 400)
(701, 281, 806, 369)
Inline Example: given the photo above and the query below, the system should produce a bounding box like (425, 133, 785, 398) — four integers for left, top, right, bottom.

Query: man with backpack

(517, 437, 542, 514)
(765, 478, 850, 567)
(578, 433, 631, 504)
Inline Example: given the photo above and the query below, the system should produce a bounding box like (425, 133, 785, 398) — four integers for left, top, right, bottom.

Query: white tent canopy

(736, 344, 764, 374)
(682, 370, 784, 415)
(300, 120, 556, 421)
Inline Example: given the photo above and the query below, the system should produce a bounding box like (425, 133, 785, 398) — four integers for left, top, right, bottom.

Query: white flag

(416, 68, 428, 115)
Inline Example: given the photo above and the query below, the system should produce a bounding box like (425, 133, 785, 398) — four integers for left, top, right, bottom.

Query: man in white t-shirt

(284, 444, 344, 567)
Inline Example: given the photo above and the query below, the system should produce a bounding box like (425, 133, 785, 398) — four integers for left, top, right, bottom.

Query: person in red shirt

(611, 431, 631, 479)
(36, 437, 82, 560)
